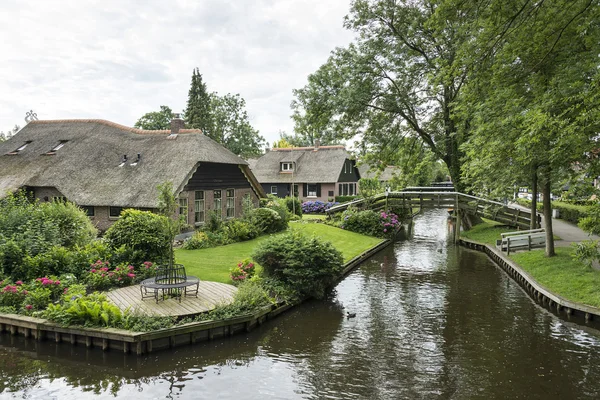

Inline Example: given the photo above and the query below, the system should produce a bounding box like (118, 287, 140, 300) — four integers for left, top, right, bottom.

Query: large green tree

(460, 0, 600, 256)
(210, 93, 266, 158)
(133, 106, 173, 130)
(185, 68, 213, 135)
(292, 0, 474, 190)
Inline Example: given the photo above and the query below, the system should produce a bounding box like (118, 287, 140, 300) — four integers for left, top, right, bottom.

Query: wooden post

(507, 237, 511, 256)
(454, 209, 461, 243)
(528, 235, 532, 250)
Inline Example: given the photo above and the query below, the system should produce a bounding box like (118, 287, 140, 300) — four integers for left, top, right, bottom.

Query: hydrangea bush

(301, 201, 339, 214)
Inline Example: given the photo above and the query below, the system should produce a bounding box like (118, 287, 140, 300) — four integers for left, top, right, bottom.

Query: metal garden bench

(140, 264, 199, 303)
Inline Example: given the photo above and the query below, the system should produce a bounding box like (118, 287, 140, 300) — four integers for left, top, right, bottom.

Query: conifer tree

(185, 68, 213, 136)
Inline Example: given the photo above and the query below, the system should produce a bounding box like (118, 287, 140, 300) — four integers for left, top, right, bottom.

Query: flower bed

(302, 201, 339, 214)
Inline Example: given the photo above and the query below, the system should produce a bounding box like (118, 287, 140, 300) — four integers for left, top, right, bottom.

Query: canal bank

(460, 238, 600, 327)
(0, 238, 393, 355)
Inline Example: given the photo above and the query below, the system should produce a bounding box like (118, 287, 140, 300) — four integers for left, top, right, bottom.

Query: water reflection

(2, 210, 600, 399)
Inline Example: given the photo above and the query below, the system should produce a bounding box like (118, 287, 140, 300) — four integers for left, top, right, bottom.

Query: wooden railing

(326, 190, 536, 229)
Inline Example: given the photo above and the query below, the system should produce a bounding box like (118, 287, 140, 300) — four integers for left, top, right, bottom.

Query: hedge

(516, 199, 591, 224)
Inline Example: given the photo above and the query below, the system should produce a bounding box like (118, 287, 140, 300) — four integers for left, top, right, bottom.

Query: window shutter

(316, 183, 321, 197)
(303, 183, 307, 197)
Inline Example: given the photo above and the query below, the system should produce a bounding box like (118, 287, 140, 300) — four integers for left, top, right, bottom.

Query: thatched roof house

(248, 143, 360, 201)
(0, 119, 265, 230)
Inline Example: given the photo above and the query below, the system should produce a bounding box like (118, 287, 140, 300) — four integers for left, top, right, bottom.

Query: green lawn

(511, 248, 600, 308)
(460, 220, 512, 245)
(175, 224, 384, 284)
(302, 214, 327, 220)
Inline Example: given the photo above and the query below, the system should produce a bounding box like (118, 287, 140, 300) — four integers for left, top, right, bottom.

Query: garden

(0, 188, 391, 332)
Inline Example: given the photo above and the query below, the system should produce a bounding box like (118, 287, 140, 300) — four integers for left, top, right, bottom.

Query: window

(7, 141, 31, 155)
(307, 184, 317, 197)
(214, 190, 222, 217)
(339, 183, 357, 196)
(271, 186, 278, 195)
(48, 140, 68, 153)
(226, 189, 235, 218)
(280, 162, 294, 172)
(291, 184, 299, 197)
(179, 197, 188, 224)
(110, 207, 123, 218)
(194, 191, 205, 224)
(328, 190, 334, 197)
(52, 196, 66, 203)
(81, 206, 95, 217)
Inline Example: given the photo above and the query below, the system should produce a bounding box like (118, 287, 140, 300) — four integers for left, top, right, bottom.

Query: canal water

(2, 209, 600, 399)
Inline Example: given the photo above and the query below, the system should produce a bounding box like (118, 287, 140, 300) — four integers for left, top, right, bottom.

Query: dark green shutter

(316, 183, 321, 197)
(303, 183, 307, 197)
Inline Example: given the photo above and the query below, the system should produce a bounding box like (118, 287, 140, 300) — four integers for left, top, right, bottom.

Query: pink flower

(117, 277, 122, 281)
(91, 269, 96, 273)
(54, 280, 60, 285)
(23, 290, 28, 295)
(64, 288, 68, 293)
(128, 265, 134, 270)
(15, 280, 23, 285)
(25, 305, 32, 310)
(127, 273, 135, 278)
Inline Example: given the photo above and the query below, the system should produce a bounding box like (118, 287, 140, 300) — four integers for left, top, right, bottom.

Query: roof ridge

(29, 119, 203, 135)
(270, 145, 346, 151)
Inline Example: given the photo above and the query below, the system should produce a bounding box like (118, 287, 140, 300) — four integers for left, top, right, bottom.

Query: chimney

(314, 139, 320, 150)
(170, 113, 185, 134)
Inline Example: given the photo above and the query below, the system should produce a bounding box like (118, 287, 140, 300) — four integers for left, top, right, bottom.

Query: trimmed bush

(251, 208, 286, 233)
(252, 231, 343, 299)
(284, 196, 302, 217)
(103, 209, 171, 265)
(335, 195, 358, 203)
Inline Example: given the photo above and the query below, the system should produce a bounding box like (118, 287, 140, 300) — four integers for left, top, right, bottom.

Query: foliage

(40, 293, 124, 328)
(250, 207, 287, 234)
(181, 231, 211, 250)
(572, 240, 600, 269)
(229, 259, 256, 284)
(103, 209, 171, 266)
(133, 105, 174, 130)
(157, 181, 184, 266)
(358, 178, 381, 199)
(40, 201, 97, 248)
(302, 201, 338, 214)
(340, 209, 400, 238)
(185, 68, 265, 157)
(0, 125, 19, 142)
(205, 209, 223, 233)
(223, 219, 259, 242)
(552, 202, 590, 225)
(84, 260, 136, 290)
(283, 196, 302, 217)
(335, 196, 358, 203)
(578, 203, 600, 236)
(0, 282, 28, 308)
(252, 231, 343, 299)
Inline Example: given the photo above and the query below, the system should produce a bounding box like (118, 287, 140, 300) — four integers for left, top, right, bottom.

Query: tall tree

(134, 106, 173, 130)
(210, 93, 266, 158)
(185, 68, 213, 135)
(292, 0, 474, 190)
(460, 0, 600, 256)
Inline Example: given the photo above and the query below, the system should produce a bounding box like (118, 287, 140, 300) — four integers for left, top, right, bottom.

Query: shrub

(103, 209, 171, 265)
(263, 198, 290, 228)
(341, 209, 401, 238)
(84, 260, 136, 290)
(223, 219, 259, 242)
(39, 201, 97, 248)
(572, 240, 600, 268)
(335, 195, 358, 203)
(229, 259, 256, 284)
(578, 202, 600, 235)
(0, 282, 28, 308)
(205, 210, 223, 233)
(283, 196, 302, 217)
(252, 231, 343, 299)
(302, 201, 339, 214)
(40, 293, 124, 328)
(251, 208, 285, 233)
(182, 231, 211, 250)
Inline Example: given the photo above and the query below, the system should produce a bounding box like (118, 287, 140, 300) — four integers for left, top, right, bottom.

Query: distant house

(0, 118, 265, 230)
(358, 164, 400, 187)
(248, 143, 360, 202)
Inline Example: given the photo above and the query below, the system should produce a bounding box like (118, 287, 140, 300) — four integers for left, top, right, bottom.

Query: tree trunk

(542, 176, 555, 257)
(530, 166, 538, 230)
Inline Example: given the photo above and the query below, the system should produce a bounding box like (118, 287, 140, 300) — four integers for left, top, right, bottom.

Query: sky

(0, 0, 355, 145)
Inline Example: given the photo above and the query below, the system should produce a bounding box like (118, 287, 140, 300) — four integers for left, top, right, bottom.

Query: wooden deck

(106, 281, 238, 317)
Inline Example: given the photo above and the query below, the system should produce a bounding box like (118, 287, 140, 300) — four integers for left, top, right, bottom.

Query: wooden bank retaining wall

(0, 239, 392, 356)
(460, 238, 600, 324)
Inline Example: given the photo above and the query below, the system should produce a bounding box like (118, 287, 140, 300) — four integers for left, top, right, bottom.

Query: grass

(511, 248, 600, 308)
(175, 223, 384, 284)
(460, 220, 512, 246)
(302, 214, 327, 220)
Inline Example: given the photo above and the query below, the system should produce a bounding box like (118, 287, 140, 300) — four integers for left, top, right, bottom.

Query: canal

(2, 209, 600, 399)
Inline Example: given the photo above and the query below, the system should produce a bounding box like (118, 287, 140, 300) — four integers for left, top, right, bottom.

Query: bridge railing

(326, 190, 534, 229)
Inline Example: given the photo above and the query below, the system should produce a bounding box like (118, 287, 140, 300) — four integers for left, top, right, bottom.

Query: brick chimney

(170, 113, 185, 134)
(314, 139, 320, 151)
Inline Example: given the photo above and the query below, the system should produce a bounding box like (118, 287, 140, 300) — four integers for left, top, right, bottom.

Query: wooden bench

(140, 264, 199, 303)
(496, 230, 546, 255)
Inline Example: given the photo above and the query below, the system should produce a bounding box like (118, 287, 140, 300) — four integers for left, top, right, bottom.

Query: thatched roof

(358, 164, 400, 182)
(249, 146, 353, 183)
(0, 119, 255, 207)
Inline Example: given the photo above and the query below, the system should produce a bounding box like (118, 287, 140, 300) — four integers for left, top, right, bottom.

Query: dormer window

(6, 141, 31, 155)
(281, 162, 294, 172)
(46, 140, 68, 155)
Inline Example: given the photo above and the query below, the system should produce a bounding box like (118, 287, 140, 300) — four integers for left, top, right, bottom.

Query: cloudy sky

(1, 0, 355, 145)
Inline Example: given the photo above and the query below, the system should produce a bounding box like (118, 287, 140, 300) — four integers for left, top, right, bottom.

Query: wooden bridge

(327, 188, 537, 230)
